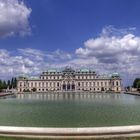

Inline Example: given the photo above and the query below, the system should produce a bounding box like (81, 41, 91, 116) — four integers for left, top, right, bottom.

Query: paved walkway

(124, 92, 140, 96)
(1, 125, 140, 139)
(0, 93, 14, 97)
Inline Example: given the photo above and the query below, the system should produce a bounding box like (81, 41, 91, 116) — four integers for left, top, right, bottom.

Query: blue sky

(0, 0, 140, 86)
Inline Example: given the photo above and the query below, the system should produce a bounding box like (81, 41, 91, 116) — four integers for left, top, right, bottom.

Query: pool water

(0, 93, 140, 127)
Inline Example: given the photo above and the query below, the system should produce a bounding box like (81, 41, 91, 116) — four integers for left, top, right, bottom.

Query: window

(112, 81, 114, 86)
(89, 82, 91, 86)
(78, 82, 80, 86)
(46, 82, 48, 87)
(101, 82, 103, 86)
(20, 82, 22, 86)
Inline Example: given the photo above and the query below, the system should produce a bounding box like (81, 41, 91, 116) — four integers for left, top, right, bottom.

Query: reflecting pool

(0, 93, 140, 127)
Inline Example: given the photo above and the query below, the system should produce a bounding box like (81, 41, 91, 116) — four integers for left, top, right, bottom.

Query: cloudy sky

(0, 0, 140, 86)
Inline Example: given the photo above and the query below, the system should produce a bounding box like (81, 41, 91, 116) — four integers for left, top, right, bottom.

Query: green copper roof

(112, 72, 119, 76)
(80, 69, 89, 72)
(47, 69, 57, 72)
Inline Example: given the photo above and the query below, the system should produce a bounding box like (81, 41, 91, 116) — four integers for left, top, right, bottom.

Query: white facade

(17, 67, 121, 93)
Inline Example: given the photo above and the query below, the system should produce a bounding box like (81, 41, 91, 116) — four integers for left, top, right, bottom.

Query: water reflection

(17, 92, 122, 101)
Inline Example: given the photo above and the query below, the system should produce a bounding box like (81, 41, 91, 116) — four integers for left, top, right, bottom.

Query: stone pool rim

(1, 125, 140, 139)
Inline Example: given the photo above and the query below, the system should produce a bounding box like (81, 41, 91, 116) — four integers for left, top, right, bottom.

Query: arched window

(116, 81, 119, 86)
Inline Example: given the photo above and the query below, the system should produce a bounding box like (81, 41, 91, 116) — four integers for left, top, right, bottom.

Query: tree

(3, 81, 7, 89)
(133, 78, 140, 88)
(7, 80, 11, 89)
(137, 81, 140, 92)
(23, 89, 30, 92)
(13, 77, 17, 88)
(32, 87, 37, 92)
(11, 78, 14, 89)
(126, 86, 130, 91)
(0, 80, 2, 92)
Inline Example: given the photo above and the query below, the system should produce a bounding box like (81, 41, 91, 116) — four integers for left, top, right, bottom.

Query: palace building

(17, 67, 122, 93)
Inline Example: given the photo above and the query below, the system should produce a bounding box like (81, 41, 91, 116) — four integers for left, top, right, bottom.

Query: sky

(0, 0, 140, 86)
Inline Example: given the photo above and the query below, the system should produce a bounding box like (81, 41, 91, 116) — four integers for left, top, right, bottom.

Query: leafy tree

(11, 78, 14, 89)
(13, 77, 17, 88)
(32, 87, 37, 92)
(0, 80, 2, 89)
(126, 86, 130, 91)
(23, 89, 30, 92)
(137, 81, 140, 92)
(7, 80, 11, 89)
(3, 81, 7, 89)
(133, 78, 140, 88)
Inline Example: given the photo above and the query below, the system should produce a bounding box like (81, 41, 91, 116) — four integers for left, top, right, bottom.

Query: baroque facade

(17, 67, 121, 93)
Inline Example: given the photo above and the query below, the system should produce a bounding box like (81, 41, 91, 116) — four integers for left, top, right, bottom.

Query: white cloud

(75, 26, 140, 85)
(0, 0, 31, 37)
(1, 26, 140, 86)
(46, 49, 72, 61)
(0, 48, 73, 79)
(18, 48, 45, 61)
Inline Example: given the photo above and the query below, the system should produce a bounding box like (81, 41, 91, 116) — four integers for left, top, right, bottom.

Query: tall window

(35, 82, 37, 87)
(101, 82, 103, 86)
(89, 82, 91, 86)
(78, 82, 80, 86)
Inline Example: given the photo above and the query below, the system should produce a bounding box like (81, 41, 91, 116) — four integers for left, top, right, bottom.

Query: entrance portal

(72, 84, 75, 90)
(67, 84, 70, 91)
(63, 84, 66, 90)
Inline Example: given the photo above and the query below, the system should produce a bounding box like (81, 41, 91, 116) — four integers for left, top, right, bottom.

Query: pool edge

(1, 125, 140, 139)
